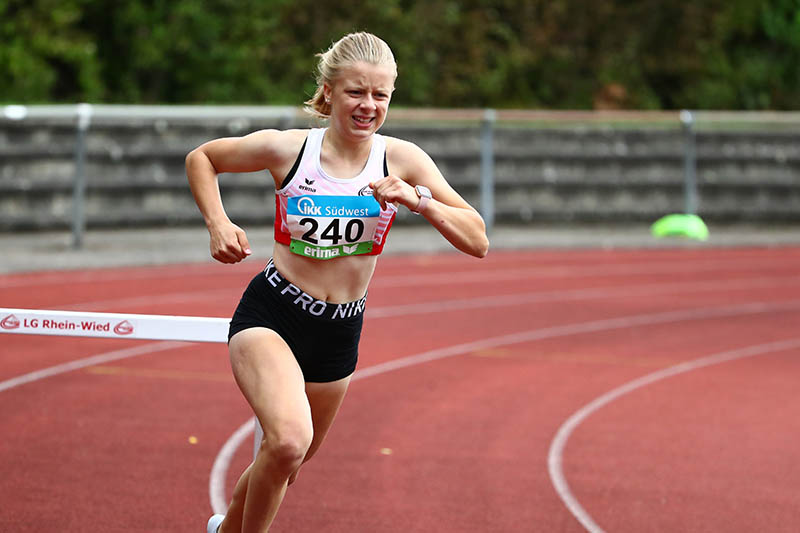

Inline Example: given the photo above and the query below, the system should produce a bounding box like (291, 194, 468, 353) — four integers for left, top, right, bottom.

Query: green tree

(0, 0, 102, 101)
(688, 0, 800, 109)
(2, 0, 799, 109)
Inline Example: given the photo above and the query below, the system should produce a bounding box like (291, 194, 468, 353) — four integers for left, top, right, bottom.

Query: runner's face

(325, 62, 395, 141)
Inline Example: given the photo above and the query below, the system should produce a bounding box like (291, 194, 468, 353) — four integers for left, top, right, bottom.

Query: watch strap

(412, 185, 431, 214)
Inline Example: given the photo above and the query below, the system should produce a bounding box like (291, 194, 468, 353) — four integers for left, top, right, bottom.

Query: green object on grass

(651, 214, 709, 241)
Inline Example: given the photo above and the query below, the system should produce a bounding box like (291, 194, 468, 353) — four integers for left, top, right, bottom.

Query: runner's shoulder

(383, 135, 422, 155)
(383, 135, 435, 177)
(248, 128, 309, 164)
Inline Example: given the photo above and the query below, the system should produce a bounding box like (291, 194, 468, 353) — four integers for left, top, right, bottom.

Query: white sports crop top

(273, 128, 398, 260)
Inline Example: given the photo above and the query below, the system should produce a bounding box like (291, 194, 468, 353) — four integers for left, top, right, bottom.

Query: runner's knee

(259, 424, 313, 475)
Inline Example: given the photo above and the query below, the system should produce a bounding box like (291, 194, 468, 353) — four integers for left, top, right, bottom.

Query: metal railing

(5, 104, 800, 248)
(3, 104, 299, 248)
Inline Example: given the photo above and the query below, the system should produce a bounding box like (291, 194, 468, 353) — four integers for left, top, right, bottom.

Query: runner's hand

(370, 176, 418, 211)
(208, 221, 252, 264)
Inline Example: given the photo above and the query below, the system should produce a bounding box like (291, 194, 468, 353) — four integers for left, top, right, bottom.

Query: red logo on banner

(114, 320, 134, 336)
(1, 314, 20, 330)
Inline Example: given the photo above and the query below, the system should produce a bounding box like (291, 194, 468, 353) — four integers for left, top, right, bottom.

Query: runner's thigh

(229, 327, 312, 440)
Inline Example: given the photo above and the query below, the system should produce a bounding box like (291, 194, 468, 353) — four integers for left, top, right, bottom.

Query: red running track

(1, 247, 799, 532)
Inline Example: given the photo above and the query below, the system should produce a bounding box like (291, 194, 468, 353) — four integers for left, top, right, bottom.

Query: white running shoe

(207, 514, 225, 533)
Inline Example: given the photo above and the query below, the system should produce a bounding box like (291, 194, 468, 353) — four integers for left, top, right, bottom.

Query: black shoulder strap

(279, 137, 308, 190)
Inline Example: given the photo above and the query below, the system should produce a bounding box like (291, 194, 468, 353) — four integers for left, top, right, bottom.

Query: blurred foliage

(2, 0, 799, 109)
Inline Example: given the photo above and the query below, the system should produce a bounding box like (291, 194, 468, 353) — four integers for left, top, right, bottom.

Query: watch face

(416, 185, 432, 198)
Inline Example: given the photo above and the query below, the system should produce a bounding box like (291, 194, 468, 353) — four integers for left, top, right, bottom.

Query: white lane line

(1, 255, 794, 290)
(63, 288, 238, 312)
(2, 257, 795, 515)
(208, 299, 800, 514)
(371, 258, 799, 288)
(0, 341, 187, 393)
(209, 419, 257, 514)
(548, 337, 800, 533)
(36, 274, 800, 319)
(0, 264, 236, 289)
(366, 275, 800, 319)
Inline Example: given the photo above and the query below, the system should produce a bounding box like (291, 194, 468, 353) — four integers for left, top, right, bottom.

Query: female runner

(187, 32, 489, 533)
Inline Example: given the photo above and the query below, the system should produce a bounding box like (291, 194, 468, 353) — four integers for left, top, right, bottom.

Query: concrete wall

(1, 110, 798, 231)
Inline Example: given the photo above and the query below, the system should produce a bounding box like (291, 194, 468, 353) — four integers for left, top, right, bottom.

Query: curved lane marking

(3, 256, 798, 519)
(209, 420, 257, 514)
(5, 282, 795, 394)
(548, 337, 800, 533)
(208, 299, 800, 513)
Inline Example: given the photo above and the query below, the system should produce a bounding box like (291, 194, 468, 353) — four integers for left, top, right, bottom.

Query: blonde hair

(304, 32, 397, 119)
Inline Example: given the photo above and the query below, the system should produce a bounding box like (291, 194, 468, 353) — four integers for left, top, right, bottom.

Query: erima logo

(358, 185, 373, 196)
(297, 197, 321, 216)
(304, 246, 340, 259)
(343, 244, 358, 254)
(299, 177, 317, 192)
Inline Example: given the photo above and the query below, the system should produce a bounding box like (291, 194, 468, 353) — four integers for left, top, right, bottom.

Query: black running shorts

(228, 259, 365, 383)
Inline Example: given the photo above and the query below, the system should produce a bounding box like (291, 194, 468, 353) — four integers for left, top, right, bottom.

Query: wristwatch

(411, 185, 432, 214)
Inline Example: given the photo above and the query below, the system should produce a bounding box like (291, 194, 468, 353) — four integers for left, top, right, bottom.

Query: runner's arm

(185, 130, 284, 263)
(371, 139, 489, 258)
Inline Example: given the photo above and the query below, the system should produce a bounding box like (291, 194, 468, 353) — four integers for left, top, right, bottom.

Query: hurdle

(1, 307, 266, 456)
(0, 308, 229, 342)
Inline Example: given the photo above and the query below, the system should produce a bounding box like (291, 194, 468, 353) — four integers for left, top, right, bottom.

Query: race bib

(286, 195, 381, 260)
